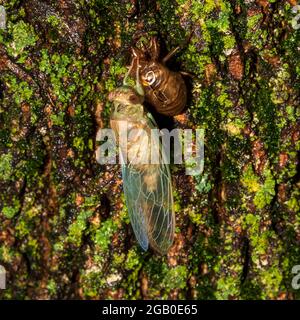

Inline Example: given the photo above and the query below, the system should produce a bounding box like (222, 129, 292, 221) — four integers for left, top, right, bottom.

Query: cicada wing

(120, 113, 175, 254)
(122, 161, 174, 254)
(143, 162, 174, 254)
(145, 112, 175, 254)
(122, 163, 149, 251)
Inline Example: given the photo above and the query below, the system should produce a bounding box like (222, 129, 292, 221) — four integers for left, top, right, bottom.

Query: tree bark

(0, 0, 299, 299)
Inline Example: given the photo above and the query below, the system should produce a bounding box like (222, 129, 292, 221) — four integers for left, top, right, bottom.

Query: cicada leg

(123, 52, 144, 97)
(162, 28, 195, 64)
(123, 55, 137, 86)
(179, 70, 195, 78)
(148, 36, 160, 60)
(134, 56, 144, 97)
(162, 46, 180, 64)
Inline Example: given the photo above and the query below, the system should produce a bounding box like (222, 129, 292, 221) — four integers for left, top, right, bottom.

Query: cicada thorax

(110, 115, 160, 178)
(139, 60, 187, 117)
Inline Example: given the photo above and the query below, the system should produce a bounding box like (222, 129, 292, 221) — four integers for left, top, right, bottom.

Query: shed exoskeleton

(130, 36, 187, 117)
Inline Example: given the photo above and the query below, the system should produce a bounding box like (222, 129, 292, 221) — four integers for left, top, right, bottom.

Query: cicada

(108, 55, 175, 254)
(130, 36, 187, 116)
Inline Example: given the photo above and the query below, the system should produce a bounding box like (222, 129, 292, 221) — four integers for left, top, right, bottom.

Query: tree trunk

(0, 0, 299, 299)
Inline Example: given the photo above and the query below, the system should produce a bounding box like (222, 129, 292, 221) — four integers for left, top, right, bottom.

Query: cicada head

(108, 86, 143, 105)
(109, 86, 144, 120)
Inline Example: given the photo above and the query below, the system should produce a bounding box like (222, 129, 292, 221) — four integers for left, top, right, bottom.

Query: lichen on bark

(0, 0, 299, 299)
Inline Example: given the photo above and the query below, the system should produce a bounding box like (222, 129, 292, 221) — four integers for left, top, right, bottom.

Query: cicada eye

(129, 94, 140, 104)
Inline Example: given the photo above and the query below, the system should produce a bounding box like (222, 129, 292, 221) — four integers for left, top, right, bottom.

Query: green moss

(253, 170, 276, 210)
(125, 249, 141, 271)
(67, 210, 94, 246)
(286, 190, 300, 212)
(247, 14, 263, 31)
(9, 79, 33, 104)
(188, 210, 203, 226)
(104, 58, 127, 92)
(73, 137, 85, 152)
(223, 34, 236, 51)
(50, 113, 65, 126)
(260, 265, 283, 298)
(162, 265, 188, 290)
(39, 50, 90, 104)
(2, 204, 19, 218)
(241, 166, 276, 210)
(112, 252, 125, 267)
(216, 276, 240, 300)
(0, 245, 12, 263)
(241, 166, 260, 193)
(0, 152, 13, 181)
(94, 218, 118, 252)
(26, 237, 39, 260)
(46, 15, 60, 28)
(217, 90, 233, 109)
(15, 218, 31, 238)
(244, 213, 260, 228)
(8, 20, 38, 57)
(194, 173, 212, 194)
(47, 279, 58, 296)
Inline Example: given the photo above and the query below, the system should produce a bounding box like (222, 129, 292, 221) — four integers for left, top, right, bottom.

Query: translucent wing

(121, 114, 175, 254)
(122, 163, 149, 251)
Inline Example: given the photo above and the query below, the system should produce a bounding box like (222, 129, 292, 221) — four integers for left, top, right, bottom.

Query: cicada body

(108, 59, 175, 254)
(131, 37, 187, 117)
